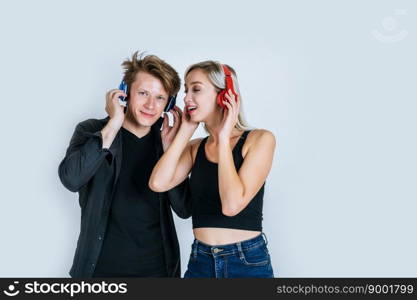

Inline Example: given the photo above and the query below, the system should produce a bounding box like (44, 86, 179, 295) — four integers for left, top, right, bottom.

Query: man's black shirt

(93, 127, 166, 277)
(58, 117, 192, 278)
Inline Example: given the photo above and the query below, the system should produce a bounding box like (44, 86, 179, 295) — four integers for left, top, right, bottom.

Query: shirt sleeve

(166, 177, 192, 219)
(58, 121, 114, 193)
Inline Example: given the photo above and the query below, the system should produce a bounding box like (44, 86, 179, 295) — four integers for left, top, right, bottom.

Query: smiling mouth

(140, 111, 156, 118)
(187, 106, 197, 114)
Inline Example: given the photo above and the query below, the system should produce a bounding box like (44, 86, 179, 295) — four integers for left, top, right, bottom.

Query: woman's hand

(219, 89, 240, 141)
(161, 106, 182, 152)
(179, 105, 199, 134)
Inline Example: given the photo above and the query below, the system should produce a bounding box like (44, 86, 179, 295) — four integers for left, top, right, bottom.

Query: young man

(58, 52, 191, 278)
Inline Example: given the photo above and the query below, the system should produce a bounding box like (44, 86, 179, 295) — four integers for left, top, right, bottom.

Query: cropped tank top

(189, 130, 264, 231)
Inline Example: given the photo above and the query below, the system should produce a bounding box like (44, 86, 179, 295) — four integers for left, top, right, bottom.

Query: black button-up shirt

(58, 116, 191, 278)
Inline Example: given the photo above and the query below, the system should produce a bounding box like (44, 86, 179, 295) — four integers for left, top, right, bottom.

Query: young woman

(149, 61, 276, 278)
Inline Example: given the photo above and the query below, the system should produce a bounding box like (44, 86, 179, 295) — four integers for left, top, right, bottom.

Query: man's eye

(193, 89, 200, 92)
(139, 91, 146, 95)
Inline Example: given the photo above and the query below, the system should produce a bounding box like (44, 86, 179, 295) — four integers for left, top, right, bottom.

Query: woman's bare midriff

(193, 227, 261, 246)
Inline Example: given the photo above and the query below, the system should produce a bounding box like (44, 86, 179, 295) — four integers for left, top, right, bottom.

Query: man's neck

(122, 117, 151, 138)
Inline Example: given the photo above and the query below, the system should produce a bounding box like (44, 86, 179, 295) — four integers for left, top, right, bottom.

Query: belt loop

(193, 239, 198, 258)
(262, 232, 268, 246)
(236, 242, 244, 259)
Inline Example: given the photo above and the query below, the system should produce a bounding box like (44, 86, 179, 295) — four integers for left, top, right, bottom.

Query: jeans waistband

(191, 232, 269, 257)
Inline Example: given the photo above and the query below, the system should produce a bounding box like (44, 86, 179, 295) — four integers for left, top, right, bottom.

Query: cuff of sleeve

(87, 130, 115, 162)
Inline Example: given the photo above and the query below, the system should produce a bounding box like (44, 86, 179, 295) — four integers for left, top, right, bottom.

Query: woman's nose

(184, 93, 192, 103)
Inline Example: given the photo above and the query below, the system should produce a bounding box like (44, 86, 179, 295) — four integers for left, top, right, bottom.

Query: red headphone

(216, 64, 239, 109)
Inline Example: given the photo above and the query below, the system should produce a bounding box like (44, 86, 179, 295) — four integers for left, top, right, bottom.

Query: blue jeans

(183, 233, 274, 278)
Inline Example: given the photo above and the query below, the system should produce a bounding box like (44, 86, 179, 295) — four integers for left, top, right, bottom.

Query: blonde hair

(184, 61, 252, 132)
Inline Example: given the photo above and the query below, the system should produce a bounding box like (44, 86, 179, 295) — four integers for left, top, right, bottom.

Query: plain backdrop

(0, 0, 416, 277)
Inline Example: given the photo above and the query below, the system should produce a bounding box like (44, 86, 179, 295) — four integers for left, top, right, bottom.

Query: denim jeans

(183, 233, 274, 278)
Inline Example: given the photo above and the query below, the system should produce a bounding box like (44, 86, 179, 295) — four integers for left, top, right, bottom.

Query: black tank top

(190, 130, 264, 231)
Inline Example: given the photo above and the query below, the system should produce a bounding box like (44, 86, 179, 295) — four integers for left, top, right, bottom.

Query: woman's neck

(204, 110, 242, 144)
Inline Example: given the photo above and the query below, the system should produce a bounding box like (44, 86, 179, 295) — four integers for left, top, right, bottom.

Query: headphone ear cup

(164, 95, 177, 112)
(217, 90, 226, 108)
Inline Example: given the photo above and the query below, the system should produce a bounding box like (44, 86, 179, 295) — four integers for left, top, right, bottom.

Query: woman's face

(184, 68, 220, 122)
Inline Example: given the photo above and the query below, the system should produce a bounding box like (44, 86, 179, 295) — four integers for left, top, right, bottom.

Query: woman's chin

(188, 111, 205, 123)
(190, 116, 203, 123)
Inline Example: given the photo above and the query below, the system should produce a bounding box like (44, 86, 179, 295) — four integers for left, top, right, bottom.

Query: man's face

(127, 71, 169, 127)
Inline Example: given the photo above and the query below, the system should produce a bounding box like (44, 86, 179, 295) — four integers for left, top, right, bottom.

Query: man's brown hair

(121, 51, 180, 97)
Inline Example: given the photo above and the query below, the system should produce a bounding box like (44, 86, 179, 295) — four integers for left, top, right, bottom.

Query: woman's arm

(218, 129, 276, 216)
(149, 107, 199, 192)
(166, 177, 192, 219)
(217, 89, 276, 216)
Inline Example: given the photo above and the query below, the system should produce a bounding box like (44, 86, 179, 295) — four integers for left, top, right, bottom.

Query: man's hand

(105, 89, 127, 130)
(101, 89, 127, 149)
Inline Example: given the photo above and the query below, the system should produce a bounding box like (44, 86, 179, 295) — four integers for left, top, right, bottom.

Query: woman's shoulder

(246, 129, 276, 145)
(243, 129, 276, 157)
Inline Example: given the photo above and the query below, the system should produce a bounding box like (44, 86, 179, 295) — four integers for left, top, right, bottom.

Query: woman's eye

(193, 89, 200, 92)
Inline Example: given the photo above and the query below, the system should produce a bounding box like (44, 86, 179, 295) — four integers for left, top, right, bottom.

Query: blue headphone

(118, 80, 176, 113)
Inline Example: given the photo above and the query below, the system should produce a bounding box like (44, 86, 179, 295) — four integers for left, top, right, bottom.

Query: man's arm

(58, 89, 126, 193)
(58, 120, 116, 193)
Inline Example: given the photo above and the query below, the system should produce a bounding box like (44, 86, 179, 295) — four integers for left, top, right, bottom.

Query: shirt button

(98, 236, 102, 240)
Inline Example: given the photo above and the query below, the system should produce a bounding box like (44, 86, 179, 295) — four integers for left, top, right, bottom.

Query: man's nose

(144, 96, 156, 109)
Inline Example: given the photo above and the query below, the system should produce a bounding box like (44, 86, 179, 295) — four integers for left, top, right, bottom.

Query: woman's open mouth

(186, 106, 197, 115)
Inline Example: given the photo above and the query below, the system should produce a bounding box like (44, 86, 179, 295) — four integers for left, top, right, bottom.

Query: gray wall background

(0, 0, 415, 277)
